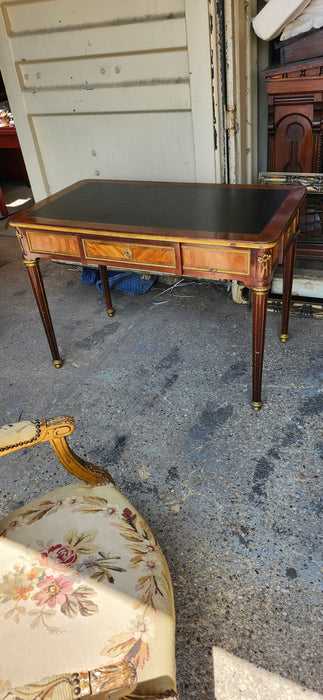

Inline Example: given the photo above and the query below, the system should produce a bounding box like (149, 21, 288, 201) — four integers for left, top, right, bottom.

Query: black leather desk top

(25, 181, 289, 237)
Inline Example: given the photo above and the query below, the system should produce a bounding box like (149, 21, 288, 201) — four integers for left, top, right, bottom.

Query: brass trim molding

(251, 400, 263, 412)
(250, 285, 271, 295)
(257, 253, 271, 278)
(23, 259, 38, 267)
(259, 172, 323, 193)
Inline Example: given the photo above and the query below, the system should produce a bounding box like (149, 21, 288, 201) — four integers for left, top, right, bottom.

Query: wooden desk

(9, 179, 306, 410)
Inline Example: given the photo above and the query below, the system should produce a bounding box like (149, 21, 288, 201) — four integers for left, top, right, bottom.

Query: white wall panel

(11, 19, 187, 62)
(17, 50, 189, 90)
(5, 0, 185, 34)
(0, 0, 217, 199)
(185, 0, 215, 182)
(32, 112, 196, 193)
(24, 84, 190, 115)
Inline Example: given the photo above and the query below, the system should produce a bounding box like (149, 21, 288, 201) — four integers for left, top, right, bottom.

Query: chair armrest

(0, 416, 74, 455)
(0, 416, 113, 486)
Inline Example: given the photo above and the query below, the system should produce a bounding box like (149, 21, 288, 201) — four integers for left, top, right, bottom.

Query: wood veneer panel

(83, 238, 177, 270)
(26, 230, 79, 257)
(182, 245, 250, 276)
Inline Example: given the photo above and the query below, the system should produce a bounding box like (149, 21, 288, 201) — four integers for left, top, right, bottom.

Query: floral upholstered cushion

(0, 482, 176, 699)
(0, 421, 38, 450)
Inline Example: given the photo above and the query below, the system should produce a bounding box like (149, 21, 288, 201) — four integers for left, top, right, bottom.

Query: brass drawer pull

(123, 245, 133, 260)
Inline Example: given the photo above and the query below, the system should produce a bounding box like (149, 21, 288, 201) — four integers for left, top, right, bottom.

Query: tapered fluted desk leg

(98, 265, 115, 316)
(280, 237, 297, 343)
(251, 286, 270, 411)
(24, 259, 63, 368)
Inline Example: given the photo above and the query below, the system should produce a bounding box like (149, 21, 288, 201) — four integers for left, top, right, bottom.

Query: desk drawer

(82, 238, 177, 271)
(182, 244, 250, 276)
(26, 229, 79, 257)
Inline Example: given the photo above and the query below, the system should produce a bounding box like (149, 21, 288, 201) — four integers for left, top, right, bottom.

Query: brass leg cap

(52, 359, 63, 368)
(280, 333, 289, 343)
(107, 308, 115, 317)
(251, 400, 263, 412)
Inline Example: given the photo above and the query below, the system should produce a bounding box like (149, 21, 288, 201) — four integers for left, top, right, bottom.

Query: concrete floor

(0, 181, 322, 698)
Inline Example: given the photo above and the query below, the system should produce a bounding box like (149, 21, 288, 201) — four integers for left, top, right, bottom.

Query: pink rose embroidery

(33, 574, 74, 608)
(45, 544, 78, 566)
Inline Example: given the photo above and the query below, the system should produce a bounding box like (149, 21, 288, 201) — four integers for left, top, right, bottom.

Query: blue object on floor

(80, 268, 156, 295)
(80, 268, 100, 285)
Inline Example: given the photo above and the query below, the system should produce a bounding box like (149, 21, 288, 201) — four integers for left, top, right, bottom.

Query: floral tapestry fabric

(0, 528, 112, 632)
(0, 482, 176, 698)
(0, 421, 37, 450)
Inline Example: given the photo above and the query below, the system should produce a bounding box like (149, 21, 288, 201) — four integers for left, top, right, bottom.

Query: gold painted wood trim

(249, 285, 271, 294)
(3, 662, 137, 700)
(49, 436, 113, 485)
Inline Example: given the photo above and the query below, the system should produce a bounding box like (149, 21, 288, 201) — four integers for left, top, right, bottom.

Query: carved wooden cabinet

(261, 56, 323, 259)
(261, 57, 323, 173)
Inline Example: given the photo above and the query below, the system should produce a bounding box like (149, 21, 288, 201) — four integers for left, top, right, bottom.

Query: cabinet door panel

(274, 114, 313, 172)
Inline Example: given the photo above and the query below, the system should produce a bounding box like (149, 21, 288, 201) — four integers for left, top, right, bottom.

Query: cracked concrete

(0, 181, 322, 698)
